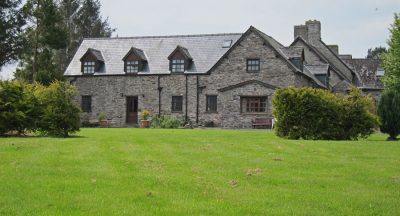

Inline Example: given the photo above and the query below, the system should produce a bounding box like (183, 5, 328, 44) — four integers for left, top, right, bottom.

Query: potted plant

(98, 112, 108, 128)
(140, 110, 151, 128)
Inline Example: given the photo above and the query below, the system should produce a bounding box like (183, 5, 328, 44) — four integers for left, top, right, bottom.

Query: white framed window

(83, 61, 95, 74)
(246, 59, 260, 72)
(126, 61, 139, 73)
(171, 59, 185, 72)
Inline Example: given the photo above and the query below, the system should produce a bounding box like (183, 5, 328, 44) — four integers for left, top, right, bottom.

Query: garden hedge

(272, 87, 379, 140)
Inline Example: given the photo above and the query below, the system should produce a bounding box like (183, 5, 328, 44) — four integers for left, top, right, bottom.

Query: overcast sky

(1, 0, 399, 80)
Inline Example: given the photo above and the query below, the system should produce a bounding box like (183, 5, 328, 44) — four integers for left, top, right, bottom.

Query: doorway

(126, 96, 138, 124)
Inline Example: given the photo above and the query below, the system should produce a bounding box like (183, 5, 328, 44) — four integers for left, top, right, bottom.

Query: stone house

(64, 20, 383, 128)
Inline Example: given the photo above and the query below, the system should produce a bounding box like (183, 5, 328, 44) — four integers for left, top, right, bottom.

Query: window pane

(83, 61, 95, 74)
(171, 59, 185, 72)
(206, 95, 217, 112)
(81, 96, 92, 112)
(172, 96, 183, 112)
(126, 61, 140, 73)
(246, 59, 260, 72)
(241, 97, 267, 113)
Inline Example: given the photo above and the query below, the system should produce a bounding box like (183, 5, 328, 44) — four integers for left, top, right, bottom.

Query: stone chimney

(294, 20, 322, 44)
(305, 20, 321, 43)
(327, 45, 339, 55)
(294, 25, 308, 41)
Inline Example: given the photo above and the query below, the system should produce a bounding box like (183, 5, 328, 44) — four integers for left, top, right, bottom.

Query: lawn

(0, 129, 399, 215)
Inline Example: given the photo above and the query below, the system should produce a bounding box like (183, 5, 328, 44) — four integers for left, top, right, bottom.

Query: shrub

(36, 81, 81, 137)
(204, 121, 215, 127)
(140, 110, 150, 120)
(0, 81, 80, 137)
(98, 112, 107, 121)
(151, 115, 180, 128)
(378, 89, 400, 140)
(272, 87, 379, 140)
(0, 81, 41, 136)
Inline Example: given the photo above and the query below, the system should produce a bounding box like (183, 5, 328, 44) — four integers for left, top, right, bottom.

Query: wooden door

(126, 96, 138, 124)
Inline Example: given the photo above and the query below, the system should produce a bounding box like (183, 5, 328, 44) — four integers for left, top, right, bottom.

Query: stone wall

(197, 31, 301, 128)
(69, 31, 315, 128)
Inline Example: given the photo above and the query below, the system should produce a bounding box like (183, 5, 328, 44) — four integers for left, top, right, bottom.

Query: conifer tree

(0, 0, 25, 68)
(56, 0, 115, 71)
(382, 13, 400, 91)
(15, 0, 67, 85)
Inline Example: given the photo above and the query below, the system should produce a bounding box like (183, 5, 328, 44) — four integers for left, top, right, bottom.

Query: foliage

(0, 0, 26, 68)
(378, 89, 400, 140)
(0, 81, 39, 135)
(382, 13, 400, 91)
(272, 87, 379, 140)
(15, 0, 67, 84)
(0, 80, 80, 137)
(56, 0, 115, 71)
(37, 81, 80, 137)
(98, 112, 107, 121)
(140, 110, 150, 121)
(151, 115, 181, 129)
(366, 46, 387, 59)
(204, 121, 215, 127)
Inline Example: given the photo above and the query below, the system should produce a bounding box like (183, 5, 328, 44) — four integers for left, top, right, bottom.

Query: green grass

(0, 129, 399, 215)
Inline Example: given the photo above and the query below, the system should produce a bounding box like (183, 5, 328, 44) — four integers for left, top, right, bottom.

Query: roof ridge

(346, 58, 381, 61)
(83, 33, 243, 40)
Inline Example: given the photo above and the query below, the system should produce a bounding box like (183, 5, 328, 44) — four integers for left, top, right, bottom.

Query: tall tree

(15, 0, 67, 85)
(366, 46, 387, 59)
(378, 89, 400, 140)
(382, 13, 400, 91)
(56, 0, 115, 71)
(57, 0, 81, 71)
(0, 0, 25, 69)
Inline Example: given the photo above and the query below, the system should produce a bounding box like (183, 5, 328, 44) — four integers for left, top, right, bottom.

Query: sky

(1, 0, 399, 80)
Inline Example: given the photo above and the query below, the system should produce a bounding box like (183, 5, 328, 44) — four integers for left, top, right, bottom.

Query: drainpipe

(158, 76, 162, 116)
(185, 75, 188, 121)
(196, 75, 199, 125)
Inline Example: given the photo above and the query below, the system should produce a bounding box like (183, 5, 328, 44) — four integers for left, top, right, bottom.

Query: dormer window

(122, 47, 147, 73)
(126, 61, 139, 73)
(80, 48, 104, 74)
(83, 61, 95, 74)
(168, 45, 193, 73)
(171, 59, 185, 73)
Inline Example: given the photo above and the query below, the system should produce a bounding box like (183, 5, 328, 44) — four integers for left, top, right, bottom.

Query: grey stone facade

(66, 21, 383, 128)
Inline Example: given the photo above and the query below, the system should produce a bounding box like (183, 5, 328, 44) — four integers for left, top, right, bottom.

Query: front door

(126, 96, 138, 124)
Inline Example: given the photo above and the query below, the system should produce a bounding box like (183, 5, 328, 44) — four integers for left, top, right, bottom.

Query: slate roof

(65, 33, 242, 75)
(342, 59, 384, 89)
(80, 48, 104, 62)
(168, 45, 193, 60)
(122, 47, 147, 61)
(65, 26, 327, 89)
(279, 47, 304, 59)
(316, 40, 358, 82)
(304, 64, 329, 75)
(218, 80, 278, 92)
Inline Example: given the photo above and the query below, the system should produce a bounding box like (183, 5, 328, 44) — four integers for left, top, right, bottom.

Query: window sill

(246, 71, 260, 73)
(81, 73, 95, 76)
(240, 112, 269, 115)
(205, 111, 218, 114)
(171, 111, 183, 113)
